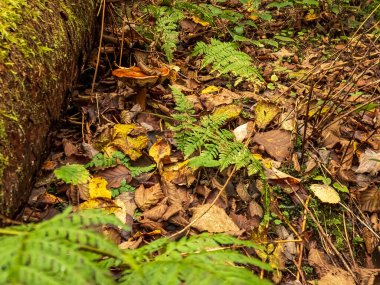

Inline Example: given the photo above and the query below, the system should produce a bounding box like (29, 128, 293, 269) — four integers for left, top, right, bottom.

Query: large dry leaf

(356, 148, 380, 176)
(142, 203, 168, 221)
(254, 101, 280, 129)
(358, 187, 380, 212)
(321, 121, 341, 149)
(135, 184, 164, 211)
(95, 165, 132, 188)
(310, 184, 340, 204)
(253, 130, 292, 161)
(189, 204, 240, 234)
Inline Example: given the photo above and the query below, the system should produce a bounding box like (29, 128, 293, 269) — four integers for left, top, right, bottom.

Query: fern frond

(150, 6, 183, 62)
(120, 233, 271, 285)
(193, 38, 263, 85)
(0, 208, 123, 285)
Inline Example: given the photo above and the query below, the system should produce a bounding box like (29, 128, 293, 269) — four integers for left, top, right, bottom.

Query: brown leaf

(321, 121, 341, 149)
(189, 204, 241, 234)
(95, 165, 132, 188)
(135, 184, 164, 211)
(248, 201, 264, 218)
(359, 187, 380, 212)
(253, 130, 292, 161)
(235, 182, 251, 202)
(63, 138, 78, 157)
(229, 212, 258, 231)
(200, 88, 240, 111)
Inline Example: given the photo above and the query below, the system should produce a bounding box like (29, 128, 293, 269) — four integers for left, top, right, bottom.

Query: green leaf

(54, 164, 90, 185)
(274, 35, 294, 42)
(332, 182, 349, 193)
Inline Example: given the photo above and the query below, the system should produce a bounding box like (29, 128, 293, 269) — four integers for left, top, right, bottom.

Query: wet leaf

(310, 184, 341, 204)
(135, 184, 164, 211)
(54, 164, 90, 185)
(88, 177, 111, 199)
(190, 204, 241, 234)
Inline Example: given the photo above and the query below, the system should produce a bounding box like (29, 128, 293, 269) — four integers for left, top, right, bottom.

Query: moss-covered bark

(0, 0, 98, 215)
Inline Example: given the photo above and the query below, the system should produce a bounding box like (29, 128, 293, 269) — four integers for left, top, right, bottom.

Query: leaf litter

(23, 1, 380, 284)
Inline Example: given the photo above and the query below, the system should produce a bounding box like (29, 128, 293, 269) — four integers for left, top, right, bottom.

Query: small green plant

(192, 39, 263, 85)
(0, 208, 272, 285)
(54, 164, 90, 185)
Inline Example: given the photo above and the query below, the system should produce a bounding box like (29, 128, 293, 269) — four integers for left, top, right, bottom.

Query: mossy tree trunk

(0, 0, 98, 216)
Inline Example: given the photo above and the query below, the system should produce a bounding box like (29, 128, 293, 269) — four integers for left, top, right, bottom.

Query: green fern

(170, 86, 262, 175)
(120, 233, 272, 285)
(193, 38, 263, 85)
(0, 208, 124, 285)
(149, 6, 183, 62)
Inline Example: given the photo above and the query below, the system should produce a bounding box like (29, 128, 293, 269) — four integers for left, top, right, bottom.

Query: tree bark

(0, 0, 98, 216)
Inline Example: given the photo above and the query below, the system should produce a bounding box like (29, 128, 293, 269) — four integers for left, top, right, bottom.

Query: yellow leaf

(149, 137, 171, 164)
(304, 12, 318, 21)
(201, 85, 220, 94)
(255, 101, 280, 129)
(89, 177, 111, 199)
(310, 184, 341, 204)
(162, 161, 196, 186)
(79, 197, 118, 212)
(112, 135, 149, 160)
(211, 104, 242, 121)
(113, 124, 136, 138)
(192, 16, 210, 27)
(249, 13, 259, 21)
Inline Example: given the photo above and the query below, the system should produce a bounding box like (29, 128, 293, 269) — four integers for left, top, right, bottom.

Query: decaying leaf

(189, 204, 241, 234)
(310, 184, 341, 204)
(112, 136, 149, 161)
(356, 148, 380, 176)
(210, 104, 243, 122)
(88, 177, 111, 199)
(134, 184, 164, 211)
(114, 192, 137, 225)
(253, 130, 292, 161)
(95, 165, 132, 188)
(254, 101, 280, 129)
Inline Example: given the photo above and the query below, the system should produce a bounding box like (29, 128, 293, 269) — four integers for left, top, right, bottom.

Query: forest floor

(23, 1, 380, 284)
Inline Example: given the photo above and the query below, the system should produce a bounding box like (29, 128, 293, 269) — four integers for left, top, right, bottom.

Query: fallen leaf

(112, 135, 149, 161)
(210, 104, 242, 122)
(190, 204, 241, 234)
(200, 88, 240, 110)
(89, 177, 111, 199)
(253, 130, 293, 161)
(248, 201, 264, 218)
(356, 148, 380, 176)
(114, 192, 136, 224)
(254, 101, 280, 129)
(135, 184, 164, 211)
(142, 202, 168, 221)
(63, 138, 78, 157)
(149, 137, 171, 164)
(310, 184, 341, 204)
(321, 121, 341, 149)
(95, 165, 132, 188)
(161, 161, 196, 187)
(235, 182, 251, 202)
(201, 85, 219, 94)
